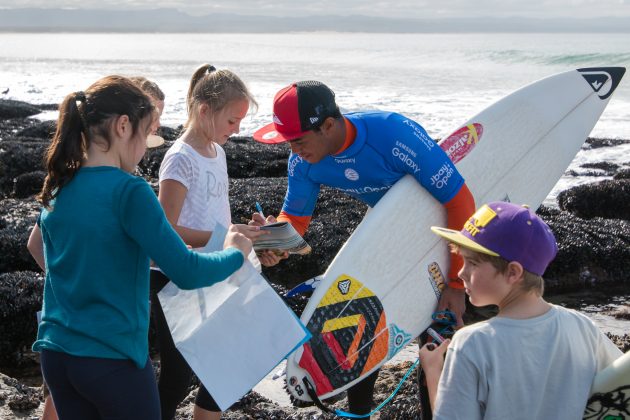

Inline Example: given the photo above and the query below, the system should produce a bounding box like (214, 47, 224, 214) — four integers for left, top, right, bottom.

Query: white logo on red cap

(262, 131, 279, 140)
(273, 114, 284, 125)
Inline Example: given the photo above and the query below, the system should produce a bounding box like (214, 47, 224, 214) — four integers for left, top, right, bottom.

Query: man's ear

(506, 261, 525, 285)
(320, 116, 336, 134)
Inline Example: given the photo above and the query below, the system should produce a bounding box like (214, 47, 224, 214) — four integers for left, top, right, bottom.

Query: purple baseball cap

(431, 201, 558, 276)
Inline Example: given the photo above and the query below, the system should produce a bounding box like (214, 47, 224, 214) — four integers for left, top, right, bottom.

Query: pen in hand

(255, 202, 265, 220)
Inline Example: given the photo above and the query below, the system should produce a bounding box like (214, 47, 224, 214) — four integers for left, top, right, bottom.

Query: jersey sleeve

(159, 151, 194, 190)
(277, 211, 312, 236)
(117, 177, 243, 289)
(444, 183, 476, 286)
(388, 114, 464, 204)
(281, 154, 321, 218)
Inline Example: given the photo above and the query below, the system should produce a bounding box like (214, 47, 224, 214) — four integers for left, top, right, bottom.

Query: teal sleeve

(117, 177, 244, 289)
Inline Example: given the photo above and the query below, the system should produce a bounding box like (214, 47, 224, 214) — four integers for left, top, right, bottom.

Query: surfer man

(251, 81, 475, 416)
(419, 201, 621, 419)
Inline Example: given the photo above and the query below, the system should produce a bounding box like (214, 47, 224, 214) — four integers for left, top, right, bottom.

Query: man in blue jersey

(252, 81, 475, 416)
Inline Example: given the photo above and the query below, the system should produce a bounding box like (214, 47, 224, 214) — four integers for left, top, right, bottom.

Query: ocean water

(0, 32, 629, 204)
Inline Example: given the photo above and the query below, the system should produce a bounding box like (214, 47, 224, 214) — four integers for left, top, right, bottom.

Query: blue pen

(255, 202, 265, 219)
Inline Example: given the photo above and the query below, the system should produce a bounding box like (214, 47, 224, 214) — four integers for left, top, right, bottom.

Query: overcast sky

(2, 0, 630, 19)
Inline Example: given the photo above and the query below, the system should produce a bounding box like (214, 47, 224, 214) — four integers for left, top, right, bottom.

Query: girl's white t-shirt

(159, 139, 231, 236)
(158, 139, 262, 272)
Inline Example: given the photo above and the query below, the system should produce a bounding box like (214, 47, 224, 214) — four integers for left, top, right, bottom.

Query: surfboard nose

(577, 67, 626, 100)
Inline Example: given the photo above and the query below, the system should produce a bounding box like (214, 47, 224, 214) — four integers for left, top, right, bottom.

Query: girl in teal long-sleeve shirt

(27, 75, 255, 420)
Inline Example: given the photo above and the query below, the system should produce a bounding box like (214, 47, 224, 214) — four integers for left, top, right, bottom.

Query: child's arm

(27, 223, 45, 271)
(419, 339, 450, 411)
(121, 178, 245, 289)
(159, 179, 213, 248)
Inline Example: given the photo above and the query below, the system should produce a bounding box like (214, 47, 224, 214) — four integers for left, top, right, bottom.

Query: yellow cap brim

(147, 134, 165, 148)
(430, 226, 499, 257)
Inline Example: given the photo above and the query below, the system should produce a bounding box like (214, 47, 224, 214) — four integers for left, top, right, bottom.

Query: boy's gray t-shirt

(433, 305, 621, 420)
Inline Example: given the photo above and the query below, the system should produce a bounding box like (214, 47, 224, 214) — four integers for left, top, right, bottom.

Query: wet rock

(13, 171, 45, 199)
(136, 140, 173, 181)
(0, 139, 48, 197)
(224, 137, 291, 179)
(614, 168, 630, 180)
(608, 334, 630, 353)
(0, 373, 43, 418)
(14, 120, 56, 139)
(541, 209, 630, 292)
(0, 271, 44, 367)
(557, 179, 630, 221)
(584, 137, 629, 149)
(580, 161, 619, 176)
(608, 306, 630, 321)
(0, 198, 41, 273)
(0, 99, 42, 119)
(0, 118, 40, 142)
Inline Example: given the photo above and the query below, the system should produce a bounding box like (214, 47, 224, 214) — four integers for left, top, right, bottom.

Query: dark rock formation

(557, 179, 630, 221)
(614, 168, 630, 180)
(0, 99, 42, 119)
(0, 271, 44, 366)
(584, 137, 629, 149)
(0, 198, 40, 273)
(0, 139, 48, 197)
(580, 161, 619, 176)
(13, 171, 45, 199)
(538, 206, 630, 292)
(14, 120, 56, 139)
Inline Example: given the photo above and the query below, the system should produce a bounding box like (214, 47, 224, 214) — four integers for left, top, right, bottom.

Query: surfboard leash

(418, 310, 457, 420)
(302, 358, 421, 418)
(301, 310, 457, 418)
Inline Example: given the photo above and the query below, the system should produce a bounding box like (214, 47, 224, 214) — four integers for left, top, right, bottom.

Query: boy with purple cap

(419, 201, 621, 420)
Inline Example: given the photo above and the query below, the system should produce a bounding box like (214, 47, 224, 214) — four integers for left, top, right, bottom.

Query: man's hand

(248, 214, 289, 266)
(257, 250, 289, 267)
(437, 286, 466, 328)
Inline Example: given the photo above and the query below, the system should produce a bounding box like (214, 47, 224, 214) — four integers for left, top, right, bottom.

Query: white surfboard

(584, 351, 630, 419)
(285, 67, 626, 402)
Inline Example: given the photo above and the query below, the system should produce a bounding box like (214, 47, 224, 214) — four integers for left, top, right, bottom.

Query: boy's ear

(506, 261, 525, 285)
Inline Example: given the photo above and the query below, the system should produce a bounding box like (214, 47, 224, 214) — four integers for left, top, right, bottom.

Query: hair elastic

(74, 91, 86, 103)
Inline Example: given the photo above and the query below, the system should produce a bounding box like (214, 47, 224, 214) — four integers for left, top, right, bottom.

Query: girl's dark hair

(38, 75, 155, 208)
(185, 64, 257, 127)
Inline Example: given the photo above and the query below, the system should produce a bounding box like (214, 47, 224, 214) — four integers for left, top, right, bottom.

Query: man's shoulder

(346, 110, 404, 124)
(287, 153, 309, 177)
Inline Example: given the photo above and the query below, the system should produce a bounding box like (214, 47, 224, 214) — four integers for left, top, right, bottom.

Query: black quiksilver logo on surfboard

(338, 279, 351, 295)
(578, 67, 625, 100)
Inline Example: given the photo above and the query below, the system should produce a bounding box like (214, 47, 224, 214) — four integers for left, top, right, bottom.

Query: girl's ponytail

(38, 76, 155, 208)
(39, 92, 87, 208)
(185, 64, 257, 128)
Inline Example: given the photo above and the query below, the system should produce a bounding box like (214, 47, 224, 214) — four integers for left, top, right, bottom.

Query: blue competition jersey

(282, 111, 464, 217)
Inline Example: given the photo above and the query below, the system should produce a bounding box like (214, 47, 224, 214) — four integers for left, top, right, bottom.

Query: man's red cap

(253, 81, 338, 144)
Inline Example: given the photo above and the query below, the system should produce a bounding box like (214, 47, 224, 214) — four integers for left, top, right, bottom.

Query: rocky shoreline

(0, 98, 628, 419)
